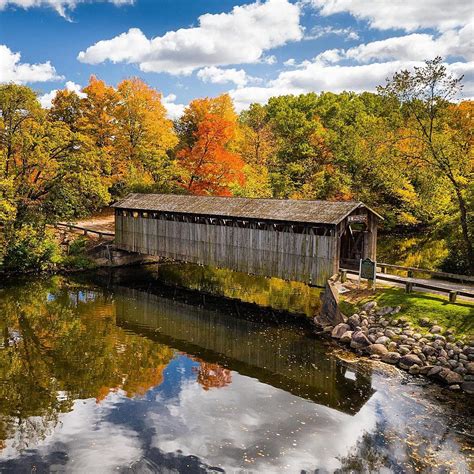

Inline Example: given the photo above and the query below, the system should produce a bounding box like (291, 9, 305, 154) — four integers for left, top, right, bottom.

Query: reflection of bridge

(114, 284, 375, 415)
(112, 194, 381, 286)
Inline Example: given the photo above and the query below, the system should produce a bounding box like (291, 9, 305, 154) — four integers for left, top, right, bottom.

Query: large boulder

(331, 323, 351, 339)
(382, 352, 401, 364)
(350, 330, 371, 350)
(465, 362, 474, 375)
(367, 344, 388, 356)
(430, 368, 464, 385)
(399, 354, 423, 369)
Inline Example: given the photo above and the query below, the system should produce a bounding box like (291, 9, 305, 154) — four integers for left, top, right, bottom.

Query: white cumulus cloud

(197, 66, 252, 87)
(0, 44, 62, 84)
(39, 80, 86, 108)
(77, 0, 303, 75)
(162, 93, 185, 120)
(308, 0, 473, 32)
(230, 60, 474, 111)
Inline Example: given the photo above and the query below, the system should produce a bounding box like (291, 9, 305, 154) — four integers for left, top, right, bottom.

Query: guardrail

(340, 268, 474, 302)
(378, 263, 474, 284)
(56, 222, 115, 239)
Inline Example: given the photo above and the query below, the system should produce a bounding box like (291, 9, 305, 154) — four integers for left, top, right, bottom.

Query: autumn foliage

(177, 113, 244, 195)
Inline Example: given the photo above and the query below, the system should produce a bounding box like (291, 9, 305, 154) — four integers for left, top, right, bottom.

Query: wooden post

(449, 291, 457, 303)
(405, 281, 413, 293)
(407, 270, 414, 278)
(381, 266, 387, 274)
(340, 269, 347, 283)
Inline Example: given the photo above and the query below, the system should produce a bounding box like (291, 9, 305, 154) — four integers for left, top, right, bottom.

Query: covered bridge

(112, 194, 381, 286)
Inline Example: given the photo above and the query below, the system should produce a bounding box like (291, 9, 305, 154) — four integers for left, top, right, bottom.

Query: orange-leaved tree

(177, 112, 245, 196)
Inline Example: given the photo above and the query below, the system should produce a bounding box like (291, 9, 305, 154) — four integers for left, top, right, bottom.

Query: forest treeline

(0, 58, 472, 273)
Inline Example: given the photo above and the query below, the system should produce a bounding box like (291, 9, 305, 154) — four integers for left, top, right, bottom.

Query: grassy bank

(340, 287, 474, 340)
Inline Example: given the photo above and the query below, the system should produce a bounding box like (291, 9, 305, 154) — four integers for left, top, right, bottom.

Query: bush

(61, 236, 96, 270)
(2, 226, 61, 272)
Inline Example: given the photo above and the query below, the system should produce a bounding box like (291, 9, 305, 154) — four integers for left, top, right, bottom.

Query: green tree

(379, 57, 474, 272)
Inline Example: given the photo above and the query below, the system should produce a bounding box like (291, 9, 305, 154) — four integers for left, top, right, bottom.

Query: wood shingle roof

(112, 193, 382, 225)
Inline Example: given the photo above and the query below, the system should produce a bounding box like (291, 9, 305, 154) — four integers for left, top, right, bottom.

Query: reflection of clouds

(149, 373, 377, 472)
(0, 361, 469, 472)
(1, 392, 143, 474)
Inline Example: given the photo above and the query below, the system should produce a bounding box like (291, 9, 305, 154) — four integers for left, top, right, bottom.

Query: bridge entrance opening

(339, 224, 367, 270)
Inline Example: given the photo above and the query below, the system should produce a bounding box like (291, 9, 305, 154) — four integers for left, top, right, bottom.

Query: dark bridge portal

(113, 194, 381, 287)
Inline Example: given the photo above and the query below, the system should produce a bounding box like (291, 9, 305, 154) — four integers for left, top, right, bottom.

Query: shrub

(2, 226, 61, 272)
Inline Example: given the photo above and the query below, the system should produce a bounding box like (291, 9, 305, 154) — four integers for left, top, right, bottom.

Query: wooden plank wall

(115, 215, 338, 286)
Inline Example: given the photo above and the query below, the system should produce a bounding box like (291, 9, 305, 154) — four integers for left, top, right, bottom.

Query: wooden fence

(55, 222, 115, 240)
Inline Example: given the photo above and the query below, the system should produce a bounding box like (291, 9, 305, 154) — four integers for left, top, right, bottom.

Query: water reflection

(0, 272, 472, 473)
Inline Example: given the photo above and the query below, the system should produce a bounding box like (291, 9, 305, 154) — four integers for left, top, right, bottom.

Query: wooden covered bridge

(112, 194, 381, 287)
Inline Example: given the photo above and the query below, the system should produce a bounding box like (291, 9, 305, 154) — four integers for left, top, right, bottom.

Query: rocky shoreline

(316, 301, 474, 394)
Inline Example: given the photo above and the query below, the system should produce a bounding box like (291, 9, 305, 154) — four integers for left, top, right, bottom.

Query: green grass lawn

(340, 287, 474, 340)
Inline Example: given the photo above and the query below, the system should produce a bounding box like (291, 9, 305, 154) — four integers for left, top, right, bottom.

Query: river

(0, 264, 472, 473)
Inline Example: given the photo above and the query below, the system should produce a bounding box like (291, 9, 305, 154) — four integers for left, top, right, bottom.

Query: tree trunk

(454, 185, 474, 274)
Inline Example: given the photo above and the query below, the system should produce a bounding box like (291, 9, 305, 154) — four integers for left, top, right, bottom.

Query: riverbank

(317, 278, 474, 394)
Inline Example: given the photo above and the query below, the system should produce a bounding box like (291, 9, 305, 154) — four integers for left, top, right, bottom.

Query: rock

(427, 366, 443, 377)
(398, 345, 411, 355)
(420, 317, 431, 327)
(437, 357, 449, 366)
(449, 384, 461, 391)
(431, 368, 463, 385)
(350, 330, 371, 349)
(387, 342, 398, 351)
(368, 344, 389, 356)
(375, 336, 390, 345)
(466, 362, 474, 375)
(430, 325, 442, 334)
(409, 364, 420, 375)
(348, 314, 361, 329)
(419, 365, 434, 375)
(454, 366, 467, 375)
(368, 334, 377, 343)
(382, 352, 401, 364)
(399, 354, 423, 369)
(438, 348, 448, 358)
(461, 381, 474, 394)
(340, 331, 353, 344)
(385, 329, 396, 338)
(369, 354, 381, 360)
(465, 375, 474, 381)
(361, 301, 377, 312)
(376, 307, 392, 317)
(422, 345, 437, 356)
(331, 323, 351, 339)
(391, 306, 401, 314)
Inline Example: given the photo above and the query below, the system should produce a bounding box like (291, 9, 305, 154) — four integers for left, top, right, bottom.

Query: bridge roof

(112, 193, 382, 225)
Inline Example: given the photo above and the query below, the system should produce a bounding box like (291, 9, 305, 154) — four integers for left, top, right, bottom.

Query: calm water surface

(0, 265, 472, 473)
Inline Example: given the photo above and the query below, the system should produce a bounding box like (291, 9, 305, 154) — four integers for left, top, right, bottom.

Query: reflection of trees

(0, 277, 174, 451)
(157, 263, 321, 316)
(193, 360, 232, 391)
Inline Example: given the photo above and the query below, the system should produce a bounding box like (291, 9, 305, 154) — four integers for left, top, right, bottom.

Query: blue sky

(0, 0, 472, 117)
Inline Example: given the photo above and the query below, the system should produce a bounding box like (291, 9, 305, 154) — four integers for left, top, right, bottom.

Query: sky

(0, 0, 472, 118)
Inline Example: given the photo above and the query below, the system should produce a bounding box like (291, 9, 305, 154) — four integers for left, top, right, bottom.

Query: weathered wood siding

(115, 214, 338, 286)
